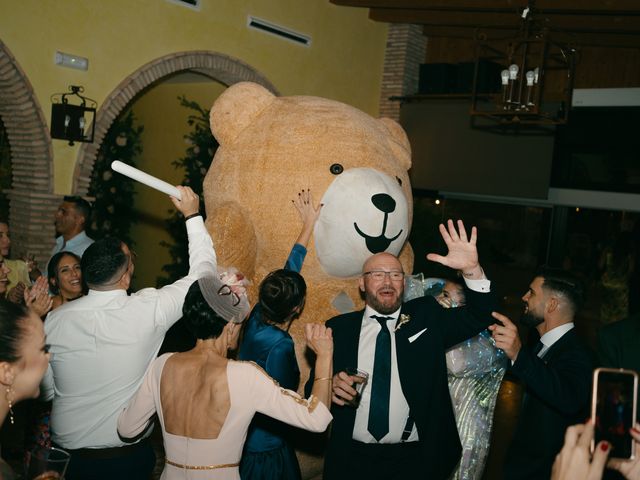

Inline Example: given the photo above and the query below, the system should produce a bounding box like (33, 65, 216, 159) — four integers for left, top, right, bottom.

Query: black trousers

(57, 440, 155, 480)
(327, 440, 423, 480)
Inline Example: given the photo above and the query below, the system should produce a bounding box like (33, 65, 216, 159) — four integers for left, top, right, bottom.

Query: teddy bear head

(203, 81, 414, 302)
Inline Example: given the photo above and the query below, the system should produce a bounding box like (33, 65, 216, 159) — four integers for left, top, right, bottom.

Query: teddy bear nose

(371, 193, 396, 214)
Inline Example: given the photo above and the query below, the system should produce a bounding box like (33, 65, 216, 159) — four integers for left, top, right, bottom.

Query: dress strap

(165, 458, 239, 470)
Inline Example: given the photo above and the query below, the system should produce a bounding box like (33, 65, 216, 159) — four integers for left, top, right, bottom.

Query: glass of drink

(25, 446, 71, 480)
(345, 368, 369, 407)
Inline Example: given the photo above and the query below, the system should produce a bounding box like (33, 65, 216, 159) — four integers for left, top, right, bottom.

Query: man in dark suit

(309, 220, 497, 480)
(598, 311, 640, 424)
(490, 267, 593, 480)
(598, 312, 640, 375)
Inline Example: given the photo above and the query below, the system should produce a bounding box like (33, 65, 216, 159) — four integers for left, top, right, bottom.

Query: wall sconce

(50, 85, 97, 145)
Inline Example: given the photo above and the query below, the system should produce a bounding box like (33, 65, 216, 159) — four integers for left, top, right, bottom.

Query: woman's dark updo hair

(182, 281, 227, 340)
(0, 300, 29, 363)
(48, 251, 83, 295)
(259, 270, 306, 324)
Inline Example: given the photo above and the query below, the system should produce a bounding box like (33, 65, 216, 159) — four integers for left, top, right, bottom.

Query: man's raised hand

(426, 219, 482, 279)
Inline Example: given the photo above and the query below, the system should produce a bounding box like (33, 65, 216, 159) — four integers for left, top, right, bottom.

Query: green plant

(157, 96, 218, 287)
(88, 110, 143, 246)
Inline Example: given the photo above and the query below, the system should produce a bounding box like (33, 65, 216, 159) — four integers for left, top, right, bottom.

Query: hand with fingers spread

(293, 189, 323, 248)
(608, 423, 640, 479)
(488, 311, 522, 361)
(426, 219, 483, 279)
(551, 422, 610, 480)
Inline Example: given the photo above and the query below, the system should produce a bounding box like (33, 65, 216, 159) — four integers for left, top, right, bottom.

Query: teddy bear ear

(379, 117, 412, 171)
(210, 82, 276, 145)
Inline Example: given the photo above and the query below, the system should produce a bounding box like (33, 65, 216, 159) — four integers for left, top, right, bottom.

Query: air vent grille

(248, 16, 311, 46)
(166, 0, 200, 11)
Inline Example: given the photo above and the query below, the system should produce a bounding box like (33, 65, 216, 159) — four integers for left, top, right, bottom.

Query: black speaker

(418, 63, 458, 94)
(456, 60, 502, 94)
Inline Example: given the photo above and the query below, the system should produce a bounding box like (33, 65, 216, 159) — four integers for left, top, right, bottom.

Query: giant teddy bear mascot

(202, 81, 414, 477)
(204, 81, 414, 373)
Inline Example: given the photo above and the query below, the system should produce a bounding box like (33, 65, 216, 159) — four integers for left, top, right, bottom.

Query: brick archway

(0, 39, 58, 262)
(73, 51, 278, 194)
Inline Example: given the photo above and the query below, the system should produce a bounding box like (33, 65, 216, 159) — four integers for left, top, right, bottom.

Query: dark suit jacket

(597, 313, 640, 423)
(598, 313, 640, 373)
(504, 328, 593, 480)
(309, 286, 497, 480)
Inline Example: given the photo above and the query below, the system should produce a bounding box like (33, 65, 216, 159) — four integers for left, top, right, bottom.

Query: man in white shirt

(313, 219, 496, 480)
(50, 196, 94, 259)
(490, 267, 593, 480)
(42, 186, 216, 480)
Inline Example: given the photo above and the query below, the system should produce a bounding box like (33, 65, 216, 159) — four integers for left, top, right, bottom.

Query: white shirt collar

(539, 322, 574, 350)
(363, 305, 401, 323)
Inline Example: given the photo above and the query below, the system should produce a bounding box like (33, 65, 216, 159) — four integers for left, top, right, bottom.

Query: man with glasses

(41, 186, 216, 480)
(489, 267, 592, 480)
(309, 220, 496, 480)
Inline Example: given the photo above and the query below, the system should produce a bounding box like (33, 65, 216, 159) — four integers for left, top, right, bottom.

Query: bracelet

(314, 377, 333, 382)
(184, 213, 201, 221)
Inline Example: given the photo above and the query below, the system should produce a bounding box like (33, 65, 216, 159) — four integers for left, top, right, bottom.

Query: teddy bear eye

(396, 176, 402, 186)
(330, 164, 344, 175)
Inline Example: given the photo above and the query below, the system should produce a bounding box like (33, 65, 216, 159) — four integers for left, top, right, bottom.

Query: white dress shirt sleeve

(149, 215, 217, 329)
(463, 276, 491, 292)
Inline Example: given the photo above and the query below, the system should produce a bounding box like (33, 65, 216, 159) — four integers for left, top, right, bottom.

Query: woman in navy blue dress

(239, 189, 321, 480)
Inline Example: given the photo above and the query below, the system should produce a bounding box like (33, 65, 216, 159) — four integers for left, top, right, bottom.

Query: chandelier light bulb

(534, 67, 540, 84)
(501, 70, 510, 85)
(526, 70, 535, 86)
(508, 64, 519, 80)
(64, 115, 70, 128)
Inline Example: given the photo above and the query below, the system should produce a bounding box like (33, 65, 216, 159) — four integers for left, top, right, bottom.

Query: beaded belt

(165, 458, 239, 470)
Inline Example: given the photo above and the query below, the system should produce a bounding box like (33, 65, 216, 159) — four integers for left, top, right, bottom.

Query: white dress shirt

(352, 276, 491, 444)
(41, 216, 216, 449)
(537, 322, 575, 358)
(50, 230, 94, 258)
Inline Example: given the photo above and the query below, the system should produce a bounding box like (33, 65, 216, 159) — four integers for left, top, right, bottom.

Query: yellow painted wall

(0, 0, 388, 194)
(128, 79, 225, 288)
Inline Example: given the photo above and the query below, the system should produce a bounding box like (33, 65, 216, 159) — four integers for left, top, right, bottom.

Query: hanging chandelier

(470, 1, 577, 132)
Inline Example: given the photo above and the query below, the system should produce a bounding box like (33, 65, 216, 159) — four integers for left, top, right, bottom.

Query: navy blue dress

(238, 244, 306, 480)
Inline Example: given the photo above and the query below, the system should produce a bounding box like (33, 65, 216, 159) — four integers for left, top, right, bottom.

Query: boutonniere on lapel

(394, 314, 411, 332)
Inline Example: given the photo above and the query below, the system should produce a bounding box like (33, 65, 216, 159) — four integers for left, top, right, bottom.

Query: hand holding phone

(591, 368, 638, 460)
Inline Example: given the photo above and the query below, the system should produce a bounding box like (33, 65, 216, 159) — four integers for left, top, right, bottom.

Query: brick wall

(379, 24, 427, 121)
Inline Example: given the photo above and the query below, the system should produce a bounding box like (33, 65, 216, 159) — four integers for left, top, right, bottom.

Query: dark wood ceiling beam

(421, 25, 640, 47)
(331, 0, 640, 14)
(369, 8, 640, 32)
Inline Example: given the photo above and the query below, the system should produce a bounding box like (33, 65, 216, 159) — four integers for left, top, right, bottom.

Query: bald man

(308, 220, 497, 480)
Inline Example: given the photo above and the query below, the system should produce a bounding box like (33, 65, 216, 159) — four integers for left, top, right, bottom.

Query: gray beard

(520, 310, 544, 328)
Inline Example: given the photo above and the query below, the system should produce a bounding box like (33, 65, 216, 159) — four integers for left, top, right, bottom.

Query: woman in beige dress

(117, 272, 333, 479)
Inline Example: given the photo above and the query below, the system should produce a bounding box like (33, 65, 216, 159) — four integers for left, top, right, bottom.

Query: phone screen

(594, 370, 637, 459)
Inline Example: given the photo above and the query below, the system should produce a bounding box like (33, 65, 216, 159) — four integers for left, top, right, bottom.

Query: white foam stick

(111, 161, 181, 200)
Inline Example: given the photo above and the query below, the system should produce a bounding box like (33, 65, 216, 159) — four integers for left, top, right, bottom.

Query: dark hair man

(41, 186, 217, 480)
(490, 267, 593, 480)
(51, 196, 94, 260)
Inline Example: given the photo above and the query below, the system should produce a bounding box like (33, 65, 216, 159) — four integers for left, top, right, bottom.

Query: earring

(6, 386, 15, 425)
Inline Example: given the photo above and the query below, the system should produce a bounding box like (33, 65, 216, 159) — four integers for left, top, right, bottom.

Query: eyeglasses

(363, 270, 405, 281)
(217, 284, 241, 307)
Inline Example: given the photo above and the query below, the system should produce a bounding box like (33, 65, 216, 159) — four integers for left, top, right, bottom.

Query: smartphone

(591, 367, 638, 459)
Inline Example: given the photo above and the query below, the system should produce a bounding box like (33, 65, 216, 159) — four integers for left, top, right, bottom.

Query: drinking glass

(25, 446, 71, 480)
